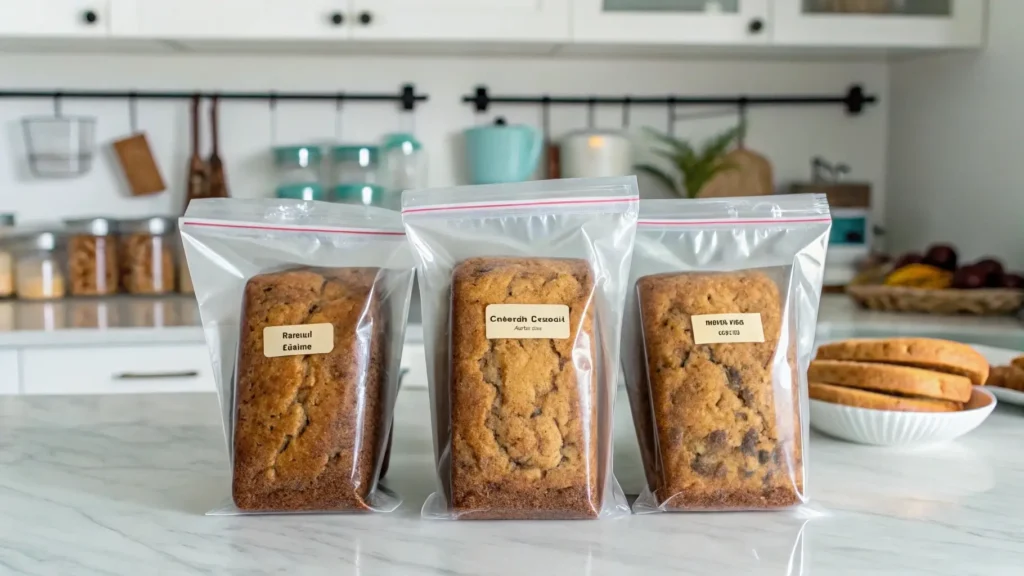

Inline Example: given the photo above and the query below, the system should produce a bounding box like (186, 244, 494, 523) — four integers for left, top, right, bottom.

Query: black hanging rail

(464, 83, 876, 116)
(0, 83, 427, 110)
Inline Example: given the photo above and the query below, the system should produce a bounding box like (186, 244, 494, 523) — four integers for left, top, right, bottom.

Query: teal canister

(276, 183, 325, 201)
(333, 183, 391, 209)
(464, 118, 542, 185)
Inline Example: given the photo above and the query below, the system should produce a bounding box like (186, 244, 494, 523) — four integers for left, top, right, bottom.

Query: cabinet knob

(748, 18, 764, 34)
(330, 12, 344, 26)
(83, 10, 98, 25)
(359, 11, 373, 25)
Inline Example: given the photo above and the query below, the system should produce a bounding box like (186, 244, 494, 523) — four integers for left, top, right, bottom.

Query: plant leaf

(635, 163, 681, 197)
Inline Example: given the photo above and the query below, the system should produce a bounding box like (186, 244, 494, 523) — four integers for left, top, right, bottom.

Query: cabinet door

(772, 0, 986, 48)
(115, 0, 352, 40)
(350, 0, 570, 41)
(0, 0, 109, 37)
(573, 0, 770, 45)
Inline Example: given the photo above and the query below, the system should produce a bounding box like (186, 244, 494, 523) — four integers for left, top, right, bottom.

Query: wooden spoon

(183, 94, 208, 212)
(207, 95, 228, 198)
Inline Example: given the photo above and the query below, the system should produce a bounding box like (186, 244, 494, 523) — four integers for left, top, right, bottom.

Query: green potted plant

(635, 124, 744, 198)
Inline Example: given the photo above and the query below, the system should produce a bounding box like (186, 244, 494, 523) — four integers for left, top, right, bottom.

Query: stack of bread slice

(809, 338, 989, 412)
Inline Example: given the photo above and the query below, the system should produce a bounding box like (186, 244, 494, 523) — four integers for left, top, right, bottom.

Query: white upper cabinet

(0, 0, 109, 37)
(772, 0, 986, 48)
(348, 0, 571, 41)
(112, 0, 353, 40)
(573, 0, 771, 45)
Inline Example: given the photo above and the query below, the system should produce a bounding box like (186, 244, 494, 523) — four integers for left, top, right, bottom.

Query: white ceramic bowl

(810, 386, 997, 446)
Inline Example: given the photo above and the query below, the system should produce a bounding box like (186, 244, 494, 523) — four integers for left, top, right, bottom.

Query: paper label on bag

(691, 313, 765, 344)
(264, 323, 335, 357)
(486, 304, 570, 339)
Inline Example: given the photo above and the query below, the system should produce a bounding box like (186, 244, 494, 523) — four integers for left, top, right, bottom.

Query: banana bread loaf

(233, 267, 385, 511)
(450, 257, 599, 519)
(636, 270, 801, 510)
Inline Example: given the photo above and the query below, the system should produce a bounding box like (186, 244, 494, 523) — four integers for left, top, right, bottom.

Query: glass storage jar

(65, 217, 119, 296)
(10, 231, 66, 300)
(177, 232, 193, 295)
(119, 216, 177, 295)
(332, 183, 389, 209)
(276, 183, 326, 201)
(333, 145, 379, 186)
(380, 133, 426, 193)
(0, 213, 15, 298)
(274, 145, 322, 197)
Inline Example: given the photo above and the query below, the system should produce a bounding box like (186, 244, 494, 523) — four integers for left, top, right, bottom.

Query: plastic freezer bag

(403, 177, 638, 520)
(180, 199, 415, 514)
(623, 195, 830, 512)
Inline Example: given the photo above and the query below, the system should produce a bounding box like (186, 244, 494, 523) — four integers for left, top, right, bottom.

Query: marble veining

(1, 389, 1023, 575)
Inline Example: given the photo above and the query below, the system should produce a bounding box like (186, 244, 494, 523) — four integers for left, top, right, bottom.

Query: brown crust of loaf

(814, 338, 989, 385)
(808, 360, 973, 403)
(450, 257, 600, 520)
(809, 382, 962, 412)
(637, 270, 801, 511)
(232, 267, 384, 512)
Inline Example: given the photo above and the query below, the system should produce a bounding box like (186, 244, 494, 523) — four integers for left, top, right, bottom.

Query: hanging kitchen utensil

(542, 97, 560, 179)
(112, 93, 166, 196)
(22, 94, 96, 178)
(207, 95, 228, 198)
(699, 101, 774, 198)
(183, 94, 208, 212)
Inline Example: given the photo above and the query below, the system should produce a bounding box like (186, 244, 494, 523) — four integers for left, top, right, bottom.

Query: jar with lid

(119, 217, 177, 295)
(276, 183, 326, 201)
(274, 145, 322, 198)
(0, 213, 15, 298)
(380, 133, 426, 195)
(333, 145, 379, 186)
(9, 231, 66, 300)
(65, 217, 120, 296)
(332, 183, 389, 209)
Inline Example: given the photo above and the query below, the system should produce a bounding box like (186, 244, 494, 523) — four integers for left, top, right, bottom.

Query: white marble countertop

(2, 388, 1023, 575)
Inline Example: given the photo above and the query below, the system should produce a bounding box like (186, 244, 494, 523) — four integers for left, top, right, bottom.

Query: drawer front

(0, 351, 19, 395)
(22, 345, 215, 395)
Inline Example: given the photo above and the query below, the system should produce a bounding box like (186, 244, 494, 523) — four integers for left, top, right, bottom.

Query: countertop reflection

(1, 388, 1022, 575)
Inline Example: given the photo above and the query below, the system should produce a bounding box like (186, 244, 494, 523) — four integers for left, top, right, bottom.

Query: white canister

(560, 129, 633, 179)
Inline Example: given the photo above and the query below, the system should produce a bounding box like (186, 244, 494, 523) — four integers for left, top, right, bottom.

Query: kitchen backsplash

(0, 53, 888, 223)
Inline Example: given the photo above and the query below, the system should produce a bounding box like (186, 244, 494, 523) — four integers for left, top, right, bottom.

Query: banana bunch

(885, 263, 953, 289)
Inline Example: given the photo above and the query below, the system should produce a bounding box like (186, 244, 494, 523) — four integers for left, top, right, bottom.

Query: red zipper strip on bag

(639, 217, 831, 226)
(181, 220, 405, 236)
(402, 196, 640, 215)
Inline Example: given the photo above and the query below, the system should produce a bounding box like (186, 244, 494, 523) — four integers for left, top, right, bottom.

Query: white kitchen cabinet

(349, 0, 570, 41)
(573, 0, 770, 45)
(772, 0, 986, 48)
(0, 0, 110, 37)
(112, 0, 353, 40)
(0, 351, 19, 395)
(21, 344, 215, 395)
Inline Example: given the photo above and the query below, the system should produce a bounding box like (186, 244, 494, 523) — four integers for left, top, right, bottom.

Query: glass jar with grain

(10, 231, 66, 300)
(65, 217, 119, 296)
(119, 217, 177, 295)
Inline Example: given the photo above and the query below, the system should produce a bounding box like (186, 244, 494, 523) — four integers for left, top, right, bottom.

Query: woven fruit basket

(847, 285, 1024, 316)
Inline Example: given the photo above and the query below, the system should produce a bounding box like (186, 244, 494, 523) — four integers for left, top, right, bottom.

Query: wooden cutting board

(699, 146, 774, 198)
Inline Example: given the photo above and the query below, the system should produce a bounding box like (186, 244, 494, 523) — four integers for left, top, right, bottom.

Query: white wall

(888, 0, 1023, 269)
(0, 53, 888, 225)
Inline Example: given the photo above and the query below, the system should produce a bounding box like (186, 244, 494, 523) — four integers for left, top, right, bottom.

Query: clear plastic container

(380, 133, 426, 193)
(273, 145, 322, 196)
(333, 145, 379, 186)
(22, 116, 96, 178)
(0, 214, 14, 298)
(332, 183, 390, 209)
(119, 217, 176, 295)
(10, 231, 66, 300)
(65, 217, 119, 296)
(276, 183, 325, 201)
